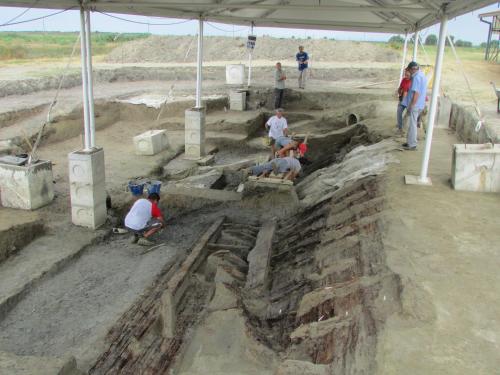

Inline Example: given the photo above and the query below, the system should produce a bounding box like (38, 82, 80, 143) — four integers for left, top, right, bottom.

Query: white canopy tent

(0, 0, 497, 183)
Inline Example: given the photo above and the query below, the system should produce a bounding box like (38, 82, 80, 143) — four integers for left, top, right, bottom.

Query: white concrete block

(452, 144, 500, 193)
(225, 64, 245, 85)
(68, 148, 105, 184)
(68, 148, 107, 229)
(0, 160, 54, 210)
(133, 129, 168, 156)
(185, 108, 206, 131)
(70, 180, 106, 207)
(71, 202, 107, 229)
(185, 108, 206, 159)
(185, 144, 205, 159)
(229, 90, 246, 111)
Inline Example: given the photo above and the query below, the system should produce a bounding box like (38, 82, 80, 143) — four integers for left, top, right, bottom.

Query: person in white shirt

(124, 193, 165, 246)
(265, 108, 288, 158)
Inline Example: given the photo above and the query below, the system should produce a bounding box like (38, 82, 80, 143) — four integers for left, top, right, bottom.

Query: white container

(452, 144, 500, 192)
(229, 90, 246, 111)
(0, 159, 54, 210)
(133, 129, 168, 156)
(225, 64, 245, 85)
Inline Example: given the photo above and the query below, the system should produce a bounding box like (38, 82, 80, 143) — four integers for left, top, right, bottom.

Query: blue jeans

(251, 159, 288, 176)
(397, 102, 406, 130)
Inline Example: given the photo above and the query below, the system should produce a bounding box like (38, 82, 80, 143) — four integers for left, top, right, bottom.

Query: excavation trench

(86, 133, 401, 375)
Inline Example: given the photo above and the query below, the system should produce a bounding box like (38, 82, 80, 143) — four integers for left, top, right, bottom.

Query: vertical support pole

(84, 9, 96, 148)
(419, 15, 448, 183)
(398, 33, 409, 86)
(412, 30, 419, 61)
(247, 22, 254, 87)
(196, 16, 204, 109)
(79, 7, 91, 151)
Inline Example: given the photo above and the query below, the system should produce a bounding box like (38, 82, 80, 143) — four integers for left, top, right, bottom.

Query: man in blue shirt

(296, 45, 309, 89)
(402, 61, 428, 150)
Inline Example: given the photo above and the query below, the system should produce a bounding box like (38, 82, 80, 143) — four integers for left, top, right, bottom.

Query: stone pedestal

(133, 129, 168, 155)
(185, 108, 206, 159)
(229, 90, 247, 111)
(452, 144, 500, 192)
(68, 148, 106, 229)
(0, 160, 54, 210)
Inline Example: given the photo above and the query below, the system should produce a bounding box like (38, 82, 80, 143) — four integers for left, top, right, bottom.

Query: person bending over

(276, 134, 308, 158)
(124, 192, 165, 246)
(249, 156, 301, 182)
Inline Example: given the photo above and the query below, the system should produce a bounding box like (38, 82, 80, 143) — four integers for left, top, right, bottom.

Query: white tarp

(0, 0, 497, 34)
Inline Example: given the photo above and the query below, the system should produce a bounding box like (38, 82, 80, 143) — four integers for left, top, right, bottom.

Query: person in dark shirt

(296, 46, 309, 89)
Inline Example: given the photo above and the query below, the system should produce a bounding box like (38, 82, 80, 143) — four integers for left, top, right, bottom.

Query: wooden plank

(245, 218, 277, 290)
(161, 216, 225, 338)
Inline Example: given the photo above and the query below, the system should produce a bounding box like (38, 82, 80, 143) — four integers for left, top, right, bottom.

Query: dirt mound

(106, 35, 399, 64)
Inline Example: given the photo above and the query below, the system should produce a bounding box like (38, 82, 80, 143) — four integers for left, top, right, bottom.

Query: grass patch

(0, 31, 149, 61)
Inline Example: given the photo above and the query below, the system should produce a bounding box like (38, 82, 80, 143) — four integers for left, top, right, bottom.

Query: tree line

(388, 34, 497, 48)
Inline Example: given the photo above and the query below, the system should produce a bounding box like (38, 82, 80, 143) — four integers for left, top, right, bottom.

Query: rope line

(0, 7, 73, 27)
(28, 34, 81, 165)
(97, 11, 194, 26)
(0, 0, 39, 25)
(206, 22, 248, 33)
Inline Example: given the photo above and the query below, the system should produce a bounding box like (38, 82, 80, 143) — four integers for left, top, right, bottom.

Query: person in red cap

(276, 134, 308, 158)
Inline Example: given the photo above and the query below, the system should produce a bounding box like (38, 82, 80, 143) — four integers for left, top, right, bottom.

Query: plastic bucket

(146, 180, 162, 195)
(128, 181, 145, 196)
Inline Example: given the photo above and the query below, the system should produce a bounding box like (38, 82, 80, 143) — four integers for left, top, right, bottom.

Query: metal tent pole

(79, 7, 91, 151)
(419, 15, 448, 183)
(247, 22, 254, 87)
(412, 30, 419, 61)
(195, 16, 204, 108)
(84, 9, 96, 148)
(398, 33, 409, 85)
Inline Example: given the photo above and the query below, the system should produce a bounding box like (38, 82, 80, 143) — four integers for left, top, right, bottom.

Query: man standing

(274, 62, 286, 109)
(265, 108, 288, 158)
(296, 45, 309, 89)
(402, 61, 428, 150)
(396, 68, 412, 135)
(124, 192, 165, 246)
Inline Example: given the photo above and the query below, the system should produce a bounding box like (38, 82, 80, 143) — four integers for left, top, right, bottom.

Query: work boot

(130, 234, 139, 244)
(137, 237, 155, 246)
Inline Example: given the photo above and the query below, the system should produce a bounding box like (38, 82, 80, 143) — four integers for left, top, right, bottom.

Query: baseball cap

(407, 61, 419, 69)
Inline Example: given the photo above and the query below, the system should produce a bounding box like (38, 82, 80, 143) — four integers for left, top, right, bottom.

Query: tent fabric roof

(0, 0, 497, 33)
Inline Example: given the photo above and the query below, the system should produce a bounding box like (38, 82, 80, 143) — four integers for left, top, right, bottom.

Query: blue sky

(0, 3, 498, 45)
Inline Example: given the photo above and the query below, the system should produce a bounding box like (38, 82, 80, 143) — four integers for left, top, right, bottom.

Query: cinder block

(229, 90, 246, 111)
(68, 148, 105, 184)
(225, 64, 245, 85)
(0, 159, 54, 210)
(185, 108, 206, 131)
(185, 144, 206, 159)
(133, 129, 168, 156)
(71, 202, 107, 229)
(70, 180, 106, 207)
(185, 108, 206, 159)
(452, 144, 500, 192)
(68, 148, 107, 229)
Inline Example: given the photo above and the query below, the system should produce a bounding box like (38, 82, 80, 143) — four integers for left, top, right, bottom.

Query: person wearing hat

(401, 61, 428, 150)
(296, 46, 309, 89)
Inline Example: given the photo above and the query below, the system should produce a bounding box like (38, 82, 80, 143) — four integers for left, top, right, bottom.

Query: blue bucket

(146, 180, 162, 195)
(128, 181, 145, 196)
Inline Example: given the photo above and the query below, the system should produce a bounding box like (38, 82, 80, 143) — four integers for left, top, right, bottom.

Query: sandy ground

(376, 129, 500, 374)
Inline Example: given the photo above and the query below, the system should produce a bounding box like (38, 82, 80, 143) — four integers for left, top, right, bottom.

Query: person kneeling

(124, 192, 165, 246)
